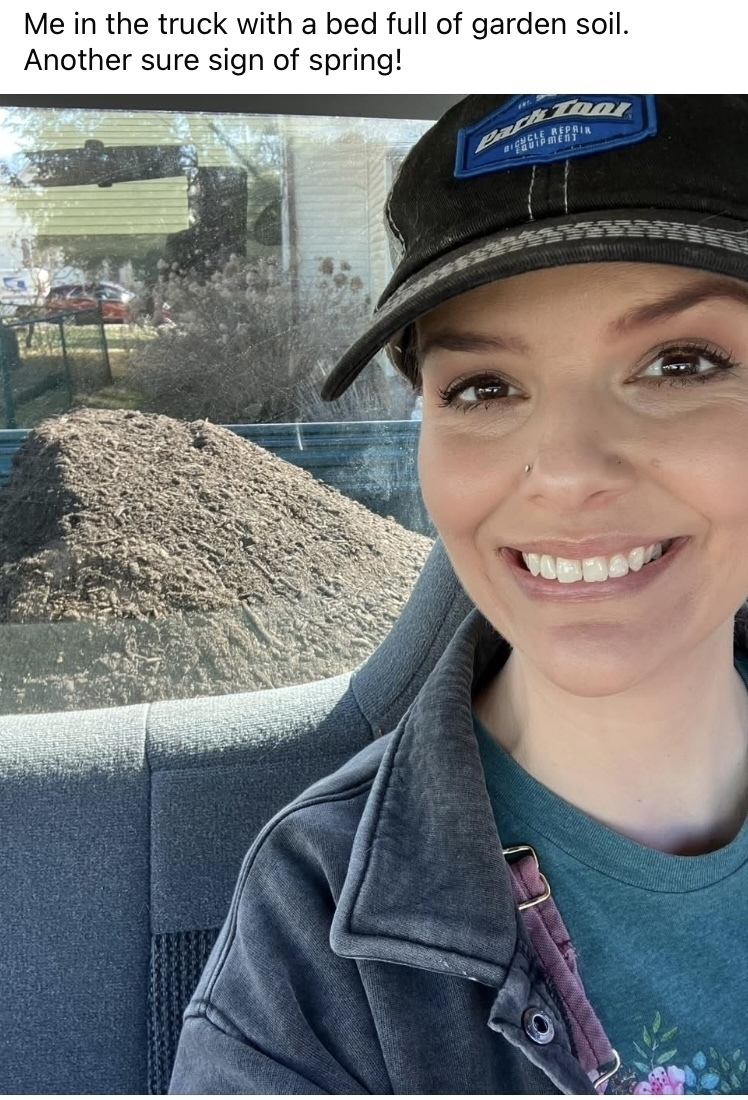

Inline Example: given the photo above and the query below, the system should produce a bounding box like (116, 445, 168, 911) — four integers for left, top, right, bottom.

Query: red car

(44, 282, 136, 324)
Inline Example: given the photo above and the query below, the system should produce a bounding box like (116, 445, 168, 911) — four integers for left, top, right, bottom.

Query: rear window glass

(0, 106, 436, 715)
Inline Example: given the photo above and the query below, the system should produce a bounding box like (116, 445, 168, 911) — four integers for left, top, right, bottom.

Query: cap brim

(320, 211, 748, 401)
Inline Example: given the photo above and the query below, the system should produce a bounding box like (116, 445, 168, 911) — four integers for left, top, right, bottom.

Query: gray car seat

(0, 538, 472, 1095)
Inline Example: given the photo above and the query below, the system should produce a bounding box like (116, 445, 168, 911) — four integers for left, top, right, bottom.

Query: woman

(170, 96, 748, 1095)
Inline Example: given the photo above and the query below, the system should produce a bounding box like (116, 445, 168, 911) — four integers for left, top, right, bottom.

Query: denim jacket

(170, 610, 599, 1094)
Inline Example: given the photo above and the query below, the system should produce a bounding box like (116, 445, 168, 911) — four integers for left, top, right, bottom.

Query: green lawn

(4, 322, 158, 428)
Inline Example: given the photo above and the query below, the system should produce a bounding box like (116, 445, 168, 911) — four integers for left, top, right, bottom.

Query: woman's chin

(506, 623, 674, 698)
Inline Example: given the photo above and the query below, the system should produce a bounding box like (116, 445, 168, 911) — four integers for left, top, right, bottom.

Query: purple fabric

(507, 854, 616, 1093)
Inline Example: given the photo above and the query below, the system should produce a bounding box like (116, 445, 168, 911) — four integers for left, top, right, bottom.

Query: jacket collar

(332, 608, 748, 984)
(331, 609, 520, 986)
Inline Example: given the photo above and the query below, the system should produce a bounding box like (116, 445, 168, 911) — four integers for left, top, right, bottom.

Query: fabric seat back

(0, 540, 472, 1093)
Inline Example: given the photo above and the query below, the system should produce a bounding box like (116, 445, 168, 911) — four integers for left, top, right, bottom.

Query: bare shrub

(131, 256, 414, 423)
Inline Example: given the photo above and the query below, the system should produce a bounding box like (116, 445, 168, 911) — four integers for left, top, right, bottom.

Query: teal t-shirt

(474, 653, 748, 1096)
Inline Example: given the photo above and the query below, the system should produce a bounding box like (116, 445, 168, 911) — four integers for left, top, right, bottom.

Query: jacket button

(522, 1008, 555, 1045)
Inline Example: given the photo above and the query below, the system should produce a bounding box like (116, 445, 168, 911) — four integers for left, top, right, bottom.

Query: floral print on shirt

(607, 1013, 748, 1095)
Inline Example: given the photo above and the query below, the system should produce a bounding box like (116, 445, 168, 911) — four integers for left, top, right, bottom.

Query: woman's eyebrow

(418, 329, 530, 358)
(418, 278, 748, 359)
(610, 278, 748, 335)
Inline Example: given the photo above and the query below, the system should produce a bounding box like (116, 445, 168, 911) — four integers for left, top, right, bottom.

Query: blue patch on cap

(455, 95, 657, 178)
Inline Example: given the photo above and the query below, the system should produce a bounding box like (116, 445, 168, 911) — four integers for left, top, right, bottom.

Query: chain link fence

(0, 309, 112, 429)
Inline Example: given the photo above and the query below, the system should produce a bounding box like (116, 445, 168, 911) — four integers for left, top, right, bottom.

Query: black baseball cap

(321, 94, 748, 401)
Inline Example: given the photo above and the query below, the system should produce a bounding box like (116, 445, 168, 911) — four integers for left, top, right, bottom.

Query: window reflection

(0, 109, 430, 427)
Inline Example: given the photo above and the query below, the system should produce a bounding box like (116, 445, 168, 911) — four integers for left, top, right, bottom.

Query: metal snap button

(522, 1008, 555, 1045)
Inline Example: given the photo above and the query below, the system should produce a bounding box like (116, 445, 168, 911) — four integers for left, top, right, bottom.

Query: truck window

(0, 103, 445, 716)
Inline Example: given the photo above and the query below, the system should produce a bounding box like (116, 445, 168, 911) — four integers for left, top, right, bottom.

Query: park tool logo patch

(455, 95, 657, 177)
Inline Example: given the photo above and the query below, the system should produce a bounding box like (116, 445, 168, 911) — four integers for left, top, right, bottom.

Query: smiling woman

(416, 263, 748, 846)
(171, 97, 748, 1096)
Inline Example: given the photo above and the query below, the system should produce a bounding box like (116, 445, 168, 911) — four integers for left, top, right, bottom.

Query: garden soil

(0, 408, 433, 714)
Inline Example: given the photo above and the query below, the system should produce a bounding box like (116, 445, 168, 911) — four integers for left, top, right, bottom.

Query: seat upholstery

(0, 538, 472, 1094)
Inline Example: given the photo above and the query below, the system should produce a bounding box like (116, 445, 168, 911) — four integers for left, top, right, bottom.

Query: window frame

(0, 95, 465, 120)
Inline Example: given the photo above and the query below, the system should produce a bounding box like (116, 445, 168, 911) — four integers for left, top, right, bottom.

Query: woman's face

(418, 262, 748, 695)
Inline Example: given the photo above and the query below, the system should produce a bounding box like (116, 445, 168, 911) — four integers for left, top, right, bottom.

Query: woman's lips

(499, 537, 690, 603)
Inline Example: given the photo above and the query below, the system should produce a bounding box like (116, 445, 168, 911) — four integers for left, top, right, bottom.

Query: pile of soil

(0, 408, 432, 714)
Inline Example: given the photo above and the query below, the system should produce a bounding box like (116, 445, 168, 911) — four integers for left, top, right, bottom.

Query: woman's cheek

(418, 429, 511, 540)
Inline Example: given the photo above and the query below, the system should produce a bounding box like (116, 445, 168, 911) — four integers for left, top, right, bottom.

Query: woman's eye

(458, 382, 507, 403)
(638, 345, 738, 385)
(438, 376, 519, 408)
(436, 345, 738, 410)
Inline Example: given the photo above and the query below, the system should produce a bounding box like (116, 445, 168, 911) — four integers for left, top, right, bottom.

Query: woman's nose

(523, 390, 633, 502)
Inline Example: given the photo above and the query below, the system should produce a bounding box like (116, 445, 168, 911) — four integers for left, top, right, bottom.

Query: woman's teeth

(520, 540, 674, 583)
